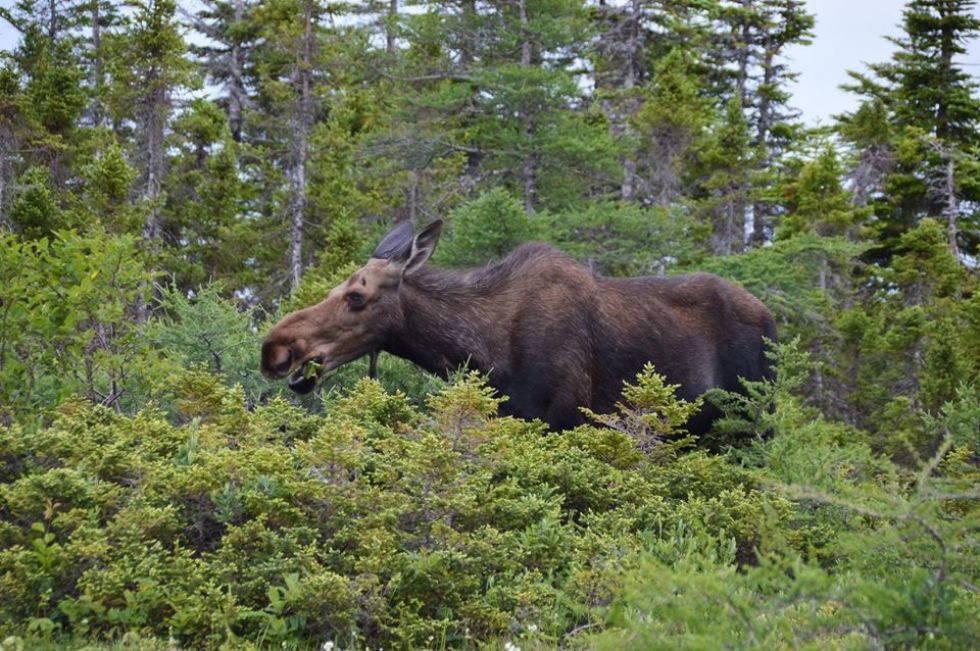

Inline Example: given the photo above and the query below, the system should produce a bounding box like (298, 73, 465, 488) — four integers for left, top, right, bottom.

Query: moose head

(260, 220, 443, 393)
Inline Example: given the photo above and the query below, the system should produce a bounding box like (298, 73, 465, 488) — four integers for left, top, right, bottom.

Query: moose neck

(383, 266, 502, 378)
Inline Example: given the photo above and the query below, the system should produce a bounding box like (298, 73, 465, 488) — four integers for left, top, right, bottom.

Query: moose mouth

(287, 356, 326, 395)
(284, 349, 372, 394)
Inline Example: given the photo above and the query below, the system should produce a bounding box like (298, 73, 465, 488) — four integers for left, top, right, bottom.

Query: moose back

(261, 220, 777, 435)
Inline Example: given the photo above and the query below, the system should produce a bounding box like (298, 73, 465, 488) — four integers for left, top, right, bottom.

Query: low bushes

(1, 361, 977, 649)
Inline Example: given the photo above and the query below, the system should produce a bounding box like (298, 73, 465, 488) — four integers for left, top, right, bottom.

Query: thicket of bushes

(1, 345, 977, 649)
(2, 216, 980, 649)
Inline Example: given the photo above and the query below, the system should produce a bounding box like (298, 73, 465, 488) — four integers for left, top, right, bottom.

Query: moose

(261, 220, 776, 435)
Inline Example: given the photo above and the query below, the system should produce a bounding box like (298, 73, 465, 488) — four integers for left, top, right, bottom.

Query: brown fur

(262, 225, 776, 435)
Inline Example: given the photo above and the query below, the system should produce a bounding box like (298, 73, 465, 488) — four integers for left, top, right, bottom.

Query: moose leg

(499, 385, 584, 431)
(497, 376, 550, 424)
(500, 365, 589, 431)
(544, 387, 587, 431)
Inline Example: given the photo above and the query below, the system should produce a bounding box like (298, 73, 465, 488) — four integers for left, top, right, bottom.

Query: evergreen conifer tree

(842, 0, 980, 256)
(374, 0, 617, 216)
(104, 0, 194, 253)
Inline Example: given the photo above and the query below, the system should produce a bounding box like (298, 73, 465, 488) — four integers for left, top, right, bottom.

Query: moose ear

(403, 220, 443, 276)
(371, 221, 415, 261)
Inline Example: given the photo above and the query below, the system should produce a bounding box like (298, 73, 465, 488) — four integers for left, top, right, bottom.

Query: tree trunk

(519, 0, 536, 214)
(288, 0, 315, 289)
(735, 7, 751, 99)
(620, 0, 640, 201)
(47, 0, 58, 41)
(729, 2, 754, 248)
(595, 0, 648, 202)
(91, 0, 105, 127)
(751, 30, 774, 245)
(945, 155, 959, 259)
(711, 190, 746, 256)
(936, 2, 954, 141)
(386, 0, 397, 55)
(460, 0, 475, 66)
(288, 143, 307, 289)
(519, 0, 531, 66)
(622, 157, 637, 202)
(0, 147, 7, 222)
(0, 121, 12, 221)
(137, 65, 167, 323)
(228, 0, 246, 141)
(141, 74, 166, 250)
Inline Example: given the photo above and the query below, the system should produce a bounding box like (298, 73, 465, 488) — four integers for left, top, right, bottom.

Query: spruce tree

(696, 93, 753, 255)
(746, 0, 813, 243)
(188, 0, 259, 142)
(593, 1, 718, 205)
(247, 0, 330, 289)
(104, 0, 194, 252)
(779, 143, 868, 240)
(593, 1, 812, 243)
(887, 0, 980, 144)
(162, 98, 254, 290)
(374, 0, 616, 216)
(837, 98, 895, 210)
(707, 0, 813, 245)
(0, 0, 89, 200)
(842, 0, 980, 256)
(631, 47, 714, 207)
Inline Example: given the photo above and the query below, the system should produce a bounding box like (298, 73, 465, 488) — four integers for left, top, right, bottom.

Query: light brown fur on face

(260, 258, 401, 387)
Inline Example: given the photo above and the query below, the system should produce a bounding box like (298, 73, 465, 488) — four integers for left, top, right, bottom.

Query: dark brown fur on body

(261, 222, 776, 435)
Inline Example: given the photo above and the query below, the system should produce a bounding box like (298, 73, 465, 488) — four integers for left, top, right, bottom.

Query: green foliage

(547, 201, 698, 276)
(581, 363, 700, 462)
(438, 188, 537, 267)
(0, 367, 818, 649)
(825, 219, 977, 456)
(75, 138, 141, 234)
(148, 284, 267, 405)
(0, 229, 155, 424)
(779, 144, 870, 239)
(629, 47, 715, 207)
(694, 93, 755, 255)
(161, 100, 260, 291)
(842, 0, 980, 254)
(375, 0, 618, 214)
(7, 167, 67, 239)
(589, 360, 980, 651)
(704, 337, 809, 448)
(699, 233, 867, 330)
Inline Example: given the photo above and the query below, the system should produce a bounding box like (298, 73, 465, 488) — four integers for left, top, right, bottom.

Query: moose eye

(347, 292, 366, 310)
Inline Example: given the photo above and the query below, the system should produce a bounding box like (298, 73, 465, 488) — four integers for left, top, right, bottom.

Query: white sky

(0, 0, 978, 126)
(787, 0, 980, 124)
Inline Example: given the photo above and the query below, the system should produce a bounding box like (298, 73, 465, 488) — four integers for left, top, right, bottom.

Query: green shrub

(1, 367, 814, 649)
(0, 230, 155, 425)
(588, 365, 980, 651)
(149, 284, 268, 406)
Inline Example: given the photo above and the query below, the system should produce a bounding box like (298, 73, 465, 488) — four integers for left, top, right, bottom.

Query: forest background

(0, 0, 979, 649)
